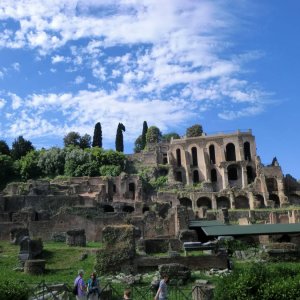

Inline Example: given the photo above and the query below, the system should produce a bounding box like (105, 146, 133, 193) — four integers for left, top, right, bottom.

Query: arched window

(191, 147, 198, 166)
(226, 143, 236, 161)
(176, 171, 182, 182)
(247, 166, 255, 183)
(209, 145, 216, 164)
(244, 142, 251, 161)
(129, 183, 135, 200)
(269, 194, 280, 208)
(228, 165, 238, 180)
(179, 197, 192, 208)
(176, 149, 181, 167)
(196, 197, 212, 209)
(235, 196, 250, 209)
(217, 196, 230, 209)
(211, 169, 217, 182)
(123, 205, 135, 213)
(193, 170, 199, 183)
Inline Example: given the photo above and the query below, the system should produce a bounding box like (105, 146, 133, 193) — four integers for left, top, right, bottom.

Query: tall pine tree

(92, 122, 102, 147)
(141, 121, 148, 150)
(115, 123, 126, 152)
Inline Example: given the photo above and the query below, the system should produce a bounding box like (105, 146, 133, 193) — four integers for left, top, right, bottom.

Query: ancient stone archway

(123, 205, 135, 213)
(191, 147, 198, 166)
(247, 166, 255, 183)
(266, 178, 278, 193)
(179, 197, 192, 208)
(235, 195, 250, 209)
(217, 196, 230, 209)
(244, 141, 251, 161)
(228, 165, 238, 180)
(255, 194, 265, 208)
(193, 170, 200, 184)
(129, 182, 135, 200)
(269, 194, 280, 208)
(175, 171, 183, 182)
(143, 206, 150, 214)
(209, 144, 216, 164)
(196, 197, 212, 209)
(103, 205, 114, 212)
(176, 148, 181, 167)
(226, 143, 236, 161)
(211, 169, 217, 182)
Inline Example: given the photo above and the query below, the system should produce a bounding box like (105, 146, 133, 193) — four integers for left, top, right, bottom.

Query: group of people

(74, 269, 169, 300)
(74, 269, 132, 300)
(74, 270, 101, 300)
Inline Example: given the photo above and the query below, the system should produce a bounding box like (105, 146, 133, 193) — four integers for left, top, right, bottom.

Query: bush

(0, 280, 30, 300)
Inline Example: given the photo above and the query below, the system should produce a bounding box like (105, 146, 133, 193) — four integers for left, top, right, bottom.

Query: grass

(0, 241, 102, 285)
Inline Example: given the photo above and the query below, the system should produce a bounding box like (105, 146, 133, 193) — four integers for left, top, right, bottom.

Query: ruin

(0, 128, 300, 254)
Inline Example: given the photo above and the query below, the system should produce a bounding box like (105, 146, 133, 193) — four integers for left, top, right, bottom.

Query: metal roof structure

(189, 221, 300, 237)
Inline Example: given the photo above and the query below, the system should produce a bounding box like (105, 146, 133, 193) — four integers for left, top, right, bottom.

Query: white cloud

(12, 62, 20, 71)
(51, 55, 66, 63)
(0, 98, 6, 109)
(0, 70, 3, 79)
(9, 93, 22, 110)
(74, 75, 85, 84)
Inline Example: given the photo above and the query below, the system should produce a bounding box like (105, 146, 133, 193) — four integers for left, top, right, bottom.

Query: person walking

(154, 274, 169, 300)
(74, 269, 87, 300)
(87, 272, 101, 299)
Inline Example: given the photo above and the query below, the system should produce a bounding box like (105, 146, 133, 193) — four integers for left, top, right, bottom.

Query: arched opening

(175, 171, 183, 182)
(113, 184, 117, 193)
(244, 142, 251, 161)
(266, 178, 278, 193)
(191, 147, 198, 166)
(197, 197, 212, 209)
(193, 170, 199, 184)
(209, 145, 216, 164)
(269, 194, 280, 208)
(235, 196, 250, 209)
(217, 196, 230, 209)
(143, 206, 150, 214)
(129, 182, 135, 199)
(179, 197, 192, 208)
(123, 205, 135, 213)
(163, 153, 168, 164)
(211, 169, 217, 182)
(226, 143, 236, 161)
(247, 166, 255, 183)
(176, 149, 181, 167)
(255, 194, 265, 208)
(103, 205, 114, 212)
(228, 165, 238, 181)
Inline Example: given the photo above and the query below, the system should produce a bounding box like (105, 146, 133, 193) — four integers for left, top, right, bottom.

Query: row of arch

(179, 194, 281, 209)
(176, 141, 252, 167)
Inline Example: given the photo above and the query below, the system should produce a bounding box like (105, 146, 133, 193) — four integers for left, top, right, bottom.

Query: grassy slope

(0, 241, 102, 285)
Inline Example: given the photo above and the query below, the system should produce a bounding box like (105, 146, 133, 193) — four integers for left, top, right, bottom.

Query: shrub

(0, 280, 30, 300)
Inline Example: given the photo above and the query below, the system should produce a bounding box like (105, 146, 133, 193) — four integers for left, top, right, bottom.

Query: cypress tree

(141, 121, 148, 150)
(115, 123, 126, 152)
(92, 122, 102, 147)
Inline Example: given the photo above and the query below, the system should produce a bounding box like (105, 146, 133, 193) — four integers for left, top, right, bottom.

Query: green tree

(11, 136, 34, 160)
(186, 124, 203, 137)
(18, 150, 42, 180)
(0, 140, 10, 156)
(63, 131, 81, 147)
(38, 147, 66, 177)
(0, 155, 14, 187)
(92, 122, 102, 148)
(115, 123, 126, 152)
(146, 126, 162, 144)
(141, 121, 148, 150)
(162, 132, 180, 142)
(134, 135, 143, 153)
(79, 134, 91, 149)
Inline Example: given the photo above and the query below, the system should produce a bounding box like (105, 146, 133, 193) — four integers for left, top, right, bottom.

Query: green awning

(199, 223, 300, 236)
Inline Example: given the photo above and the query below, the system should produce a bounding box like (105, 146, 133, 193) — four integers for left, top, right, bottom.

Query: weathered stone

(24, 259, 46, 275)
(52, 232, 66, 242)
(10, 227, 29, 245)
(19, 237, 43, 264)
(158, 263, 191, 282)
(179, 230, 198, 242)
(66, 229, 86, 247)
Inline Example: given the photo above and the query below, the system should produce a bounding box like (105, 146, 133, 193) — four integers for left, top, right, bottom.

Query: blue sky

(0, 0, 300, 179)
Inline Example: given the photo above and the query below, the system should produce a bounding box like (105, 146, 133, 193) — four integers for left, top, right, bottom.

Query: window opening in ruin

(34, 212, 39, 221)
(129, 182, 135, 200)
(228, 165, 238, 180)
(176, 148, 181, 167)
(211, 169, 217, 182)
(103, 205, 114, 212)
(191, 147, 198, 166)
(209, 144, 216, 164)
(244, 141, 251, 161)
(123, 205, 135, 213)
(266, 178, 278, 193)
(235, 196, 250, 209)
(255, 194, 265, 208)
(113, 184, 116, 193)
(175, 171, 182, 182)
(196, 197, 212, 209)
(269, 194, 280, 208)
(216, 196, 230, 209)
(179, 197, 192, 208)
(163, 153, 168, 164)
(247, 166, 255, 183)
(226, 143, 236, 161)
(143, 206, 150, 214)
(193, 170, 199, 184)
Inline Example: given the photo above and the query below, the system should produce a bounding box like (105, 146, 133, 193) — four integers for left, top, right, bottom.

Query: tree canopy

(11, 136, 34, 160)
(115, 123, 126, 152)
(146, 126, 162, 144)
(0, 140, 10, 156)
(162, 132, 180, 142)
(186, 124, 203, 137)
(92, 122, 102, 148)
